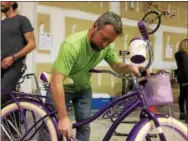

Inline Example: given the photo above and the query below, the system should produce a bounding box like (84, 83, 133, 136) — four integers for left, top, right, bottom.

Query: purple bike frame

(3, 84, 185, 141)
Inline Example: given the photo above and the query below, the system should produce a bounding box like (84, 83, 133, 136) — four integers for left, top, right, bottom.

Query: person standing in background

(1, 2, 36, 140)
(175, 39, 188, 121)
(1, 1, 36, 104)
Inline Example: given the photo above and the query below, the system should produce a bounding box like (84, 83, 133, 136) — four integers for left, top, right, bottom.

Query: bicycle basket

(143, 72, 173, 107)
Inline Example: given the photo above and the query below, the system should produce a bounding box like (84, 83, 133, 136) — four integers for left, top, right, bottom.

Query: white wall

(18, 2, 37, 93)
(19, 2, 187, 90)
(34, 2, 187, 70)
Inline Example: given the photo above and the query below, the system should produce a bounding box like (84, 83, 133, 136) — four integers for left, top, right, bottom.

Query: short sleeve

(21, 16, 34, 33)
(53, 42, 77, 76)
(105, 44, 119, 65)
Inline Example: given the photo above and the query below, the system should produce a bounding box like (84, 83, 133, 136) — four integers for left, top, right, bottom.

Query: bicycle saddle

(40, 72, 74, 84)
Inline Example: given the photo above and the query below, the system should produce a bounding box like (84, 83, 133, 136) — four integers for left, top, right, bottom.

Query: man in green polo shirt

(50, 12, 142, 141)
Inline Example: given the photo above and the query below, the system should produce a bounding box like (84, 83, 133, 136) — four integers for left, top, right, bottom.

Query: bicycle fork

(141, 108, 168, 141)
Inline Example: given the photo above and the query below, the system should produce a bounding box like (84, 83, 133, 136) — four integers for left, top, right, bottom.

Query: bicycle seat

(40, 72, 73, 84)
(40, 72, 51, 83)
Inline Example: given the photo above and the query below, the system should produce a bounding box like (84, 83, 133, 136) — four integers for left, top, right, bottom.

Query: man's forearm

(51, 83, 68, 120)
(14, 42, 36, 59)
(111, 62, 131, 74)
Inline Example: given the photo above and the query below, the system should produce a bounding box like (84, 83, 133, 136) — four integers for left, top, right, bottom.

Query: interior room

(1, 1, 188, 141)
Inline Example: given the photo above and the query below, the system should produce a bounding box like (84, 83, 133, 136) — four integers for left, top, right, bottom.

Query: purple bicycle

(1, 21, 187, 141)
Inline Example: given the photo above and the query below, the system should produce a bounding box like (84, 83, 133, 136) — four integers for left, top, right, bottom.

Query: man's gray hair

(95, 11, 123, 36)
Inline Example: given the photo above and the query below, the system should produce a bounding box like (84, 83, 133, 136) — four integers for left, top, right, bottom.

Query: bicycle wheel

(141, 11, 161, 34)
(1, 102, 58, 141)
(128, 117, 187, 141)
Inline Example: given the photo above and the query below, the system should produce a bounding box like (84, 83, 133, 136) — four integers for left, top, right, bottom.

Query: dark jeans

(1, 59, 26, 106)
(179, 84, 188, 114)
(38, 88, 92, 141)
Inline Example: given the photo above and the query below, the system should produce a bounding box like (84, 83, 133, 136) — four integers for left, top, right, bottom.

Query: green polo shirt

(53, 30, 118, 92)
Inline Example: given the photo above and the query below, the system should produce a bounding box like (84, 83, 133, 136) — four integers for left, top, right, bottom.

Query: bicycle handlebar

(23, 73, 35, 78)
(17, 73, 35, 84)
(89, 69, 129, 79)
(138, 21, 154, 73)
(89, 68, 148, 87)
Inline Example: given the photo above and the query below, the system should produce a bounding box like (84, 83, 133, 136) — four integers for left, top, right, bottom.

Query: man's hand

(58, 117, 73, 140)
(128, 65, 150, 77)
(128, 65, 141, 77)
(110, 62, 150, 77)
(1, 56, 14, 69)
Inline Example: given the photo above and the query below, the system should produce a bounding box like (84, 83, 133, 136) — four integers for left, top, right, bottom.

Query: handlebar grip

(139, 68, 147, 77)
(138, 21, 149, 41)
(89, 69, 102, 73)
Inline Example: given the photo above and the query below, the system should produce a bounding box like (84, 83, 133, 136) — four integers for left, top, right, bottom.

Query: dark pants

(179, 84, 188, 114)
(38, 88, 92, 141)
(1, 60, 26, 106)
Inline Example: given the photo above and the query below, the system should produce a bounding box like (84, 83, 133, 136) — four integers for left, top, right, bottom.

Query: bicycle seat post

(119, 50, 130, 63)
(119, 50, 130, 94)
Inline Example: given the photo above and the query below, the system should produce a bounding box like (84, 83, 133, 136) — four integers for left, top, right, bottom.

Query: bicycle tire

(127, 117, 187, 141)
(141, 11, 161, 34)
(1, 102, 58, 141)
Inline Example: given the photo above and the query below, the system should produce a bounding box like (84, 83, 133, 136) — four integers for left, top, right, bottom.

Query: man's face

(90, 24, 118, 52)
(1, 2, 12, 13)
